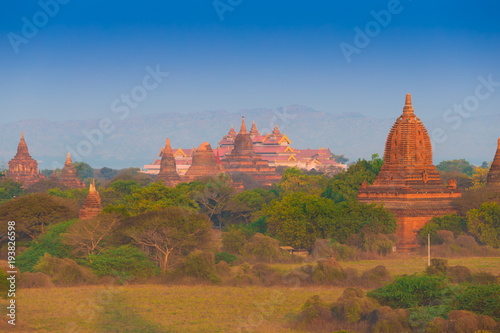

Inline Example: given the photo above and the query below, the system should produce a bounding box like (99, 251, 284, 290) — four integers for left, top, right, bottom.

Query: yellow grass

(2, 256, 498, 332)
(1, 285, 343, 333)
(270, 256, 500, 276)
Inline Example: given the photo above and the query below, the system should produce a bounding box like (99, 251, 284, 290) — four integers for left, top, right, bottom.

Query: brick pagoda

(7, 132, 44, 187)
(223, 117, 281, 186)
(60, 153, 85, 189)
(183, 142, 225, 182)
(79, 180, 102, 219)
(358, 94, 461, 250)
(156, 138, 181, 186)
(486, 138, 500, 187)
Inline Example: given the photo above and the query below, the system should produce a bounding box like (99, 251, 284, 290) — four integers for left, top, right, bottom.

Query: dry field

(1, 256, 498, 332)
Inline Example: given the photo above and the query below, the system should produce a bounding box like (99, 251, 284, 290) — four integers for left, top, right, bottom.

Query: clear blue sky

(1, 0, 499, 123)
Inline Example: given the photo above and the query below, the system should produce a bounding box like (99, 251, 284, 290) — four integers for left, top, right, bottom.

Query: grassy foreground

(2, 256, 498, 332)
(2, 285, 343, 332)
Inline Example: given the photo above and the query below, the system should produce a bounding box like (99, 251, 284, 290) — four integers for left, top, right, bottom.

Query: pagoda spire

(16, 131, 30, 157)
(487, 138, 500, 186)
(64, 152, 72, 165)
(403, 93, 414, 115)
(239, 116, 247, 134)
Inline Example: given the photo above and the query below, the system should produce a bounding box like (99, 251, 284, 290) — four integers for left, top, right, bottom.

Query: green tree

(108, 168, 152, 186)
(86, 245, 158, 280)
(74, 162, 94, 180)
(0, 193, 78, 241)
(418, 214, 468, 244)
(17, 219, 77, 272)
(122, 207, 211, 274)
(105, 182, 197, 216)
(467, 202, 500, 247)
(226, 188, 279, 225)
(193, 173, 235, 229)
(323, 154, 383, 203)
(436, 159, 475, 176)
(278, 168, 328, 195)
(99, 167, 118, 180)
(367, 274, 450, 308)
(0, 178, 23, 203)
(63, 214, 121, 257)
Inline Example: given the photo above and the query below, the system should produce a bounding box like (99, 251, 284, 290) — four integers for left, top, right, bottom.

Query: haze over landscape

(1, 1, 499, 168)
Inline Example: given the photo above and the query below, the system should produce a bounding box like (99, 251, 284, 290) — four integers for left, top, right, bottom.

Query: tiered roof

(60, 153, 85, 189)
(7, 132, 44, 187)
(156, 138, 181, 186)
(79, 180, 102, 219)
(487, 138, 500, 187)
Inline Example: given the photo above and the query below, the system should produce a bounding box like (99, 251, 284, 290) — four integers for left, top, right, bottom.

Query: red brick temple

(156, 138, 181, 186)
(60, 153, 85, 189)
(223, 117, 281, 186)
(183, 142, 226, 182)
(79, 179, 102, 220)
(487, 138, 500, 187)
(6, 132, 44, 187)
(358, 94, 461, 250)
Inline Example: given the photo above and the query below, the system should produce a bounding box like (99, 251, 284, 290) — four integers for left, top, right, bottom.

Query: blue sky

(1, 0, 500, 124)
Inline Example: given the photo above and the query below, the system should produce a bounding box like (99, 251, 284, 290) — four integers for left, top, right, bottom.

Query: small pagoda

(486, 138, 500, 187)
(60, 153, 85, 189)
(223, 117, 281, 186)
(358, 94, 461, 250)
(156, 138, 181, 186)
(183, 142, 226, 182)
(7, 132, 44, 187)
(79, 180, 102, 220)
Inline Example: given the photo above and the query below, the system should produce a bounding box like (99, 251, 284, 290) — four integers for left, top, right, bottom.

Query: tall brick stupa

(223, 116, 281, 186)
(486, 138, 500, 187)
(184, 142, 225, 182)
(79, 180, 102, 220)
(7, 132, 44, 187)
(358, 94, 461, 250)
(156, 138, 181, 186)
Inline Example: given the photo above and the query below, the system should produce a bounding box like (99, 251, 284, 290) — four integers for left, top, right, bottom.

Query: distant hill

(0, 105, 498, 169)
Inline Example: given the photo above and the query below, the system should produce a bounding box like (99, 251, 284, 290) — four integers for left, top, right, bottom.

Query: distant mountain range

(0, 105, 498, 170)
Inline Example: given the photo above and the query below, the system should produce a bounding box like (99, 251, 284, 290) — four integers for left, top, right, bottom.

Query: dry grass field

(1, 256, 498, 332)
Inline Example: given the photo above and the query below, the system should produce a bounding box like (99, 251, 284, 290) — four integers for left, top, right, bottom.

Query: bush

(362, 233, 394, 255)
(332, 288, 378, 324)
(33, 253, 97, 286)
(294, 295, 334, 330)
(408, 306, 448, 332)
(330, 242, 359, 261)
(183, 250, 219, 283)
(215, 252, 238, 265)
(447, 265, 472, 283)
(311, 258, 346, 285)
(452, 284, 500, 320)
(425, 310, 497, 333)
(368, 274, 450, 309)
(426, 258, 448, 275)
(221, 229, 247, 255)
(311, 239, 334, 260)
(241, 233, 285, 263)
(361, 265, 391, 288)
(19, 272, 54, 288)
(365, 306, 410, 333)
(471, 272, 498, 285)
(17, 219, 77, 272)
(87, 245, 158, 281)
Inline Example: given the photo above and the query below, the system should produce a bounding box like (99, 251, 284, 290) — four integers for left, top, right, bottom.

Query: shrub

(311, 239, 334, 260)
(425, 310, 497, 333)
(452, 284, 500, 320)
(312, 258, 346, 285)
(17, 219, 77, 272)
(87, 245, 158, 281)
(241, 233, 285, 263)
(215, 252, 238, 264)
(362, 233, 394, 255)
(33, 253, 97, 286)
(425, 258, 448, 275)
(294, 295, 334, 330)
(221, 229, 247, 254)
(19, 272, 53, 288)
(252, 263, 281, 286)
(183, 250, 219, 283)
(447, 265, 472, 283)
(332, 288, 378, 324)
(366, 306, 410, 333)
(368, 274, 450, 309)
(361, 265, 391, 288)
(330, 242, 359, 261)
(408, 306, 448, 332)
(471, 272, 498, 285)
